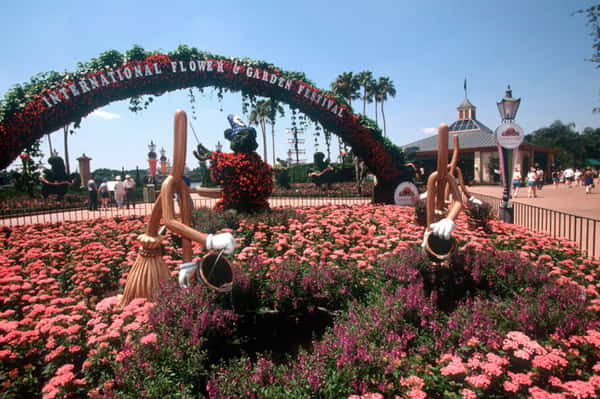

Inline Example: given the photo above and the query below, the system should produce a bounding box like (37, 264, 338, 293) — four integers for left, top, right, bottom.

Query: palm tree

(331, 72, 360, 108)
(376, 77, 396, 137)
(355, 71, 375, 116)
(369, 79, 382, 125)
(248, 100, 271, 162)
(266, 100, 285, 165)
(63, 125, 71, 174)
(47, 132, 54, 156)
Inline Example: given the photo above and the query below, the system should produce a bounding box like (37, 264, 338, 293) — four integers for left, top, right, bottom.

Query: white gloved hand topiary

(206, 232, 236, 255)
(429, 218, 455, 240)
(419, 192, 428, 200)
(178, 261, 196, 287)
(468, 196, 483, 205)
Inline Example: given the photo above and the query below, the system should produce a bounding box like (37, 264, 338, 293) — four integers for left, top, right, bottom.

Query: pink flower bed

(0, 205, 598, 398)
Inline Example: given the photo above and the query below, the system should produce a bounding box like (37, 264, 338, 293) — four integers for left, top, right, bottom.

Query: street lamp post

(495, 86, 523, 224)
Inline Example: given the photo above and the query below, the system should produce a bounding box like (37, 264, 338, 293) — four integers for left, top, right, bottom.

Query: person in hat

(87, 178, 98, 211)
(124, 175, 136, 209)
(113, 175, 126, 208)
(98, 179, 110, 209)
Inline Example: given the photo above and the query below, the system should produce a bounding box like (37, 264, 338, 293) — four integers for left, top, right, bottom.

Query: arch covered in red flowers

(0, 51, 412, 202)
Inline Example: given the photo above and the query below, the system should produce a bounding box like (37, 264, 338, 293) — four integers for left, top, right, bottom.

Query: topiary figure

(308, 151, 335, 189)
(196, 115, 272, 213)
(40, 155, 71, 199)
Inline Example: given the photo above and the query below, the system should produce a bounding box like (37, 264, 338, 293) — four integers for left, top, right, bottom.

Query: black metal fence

(476, 193, 600, 259)
(0, 195, 372, 228)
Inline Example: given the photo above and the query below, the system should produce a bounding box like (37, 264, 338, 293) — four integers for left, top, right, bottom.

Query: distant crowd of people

(512, 165, 598, 198)
(86, 175, 136, 211)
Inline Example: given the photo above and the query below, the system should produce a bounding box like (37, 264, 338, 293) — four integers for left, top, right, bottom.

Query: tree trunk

(362, 87, 367, 115)
(63, 125, 70, 175)
(381, 102, 387, 137)
(47, 133, 54, 156)
(374, 99, 378, 124)
(271, 123, 276, 165)
(260, 120, 268, 162)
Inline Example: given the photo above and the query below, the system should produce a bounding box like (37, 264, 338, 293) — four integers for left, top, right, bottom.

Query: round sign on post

(393, 181, 419, 206)
(495, 123, 524, 149)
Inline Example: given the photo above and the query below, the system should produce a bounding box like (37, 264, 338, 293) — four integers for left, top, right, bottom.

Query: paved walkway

(469, 183, 600, 220)
(469, 183, 600, 259)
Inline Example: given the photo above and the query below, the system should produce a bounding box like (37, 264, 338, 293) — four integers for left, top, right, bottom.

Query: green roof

(402, 119, 495, 152)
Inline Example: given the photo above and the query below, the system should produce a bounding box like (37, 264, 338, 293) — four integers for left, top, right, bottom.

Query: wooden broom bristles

(120, 234, 170, 306)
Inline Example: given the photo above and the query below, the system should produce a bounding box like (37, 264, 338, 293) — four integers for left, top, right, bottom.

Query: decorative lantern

(148, 141, 158, 178)
(160, 147, 168, 176)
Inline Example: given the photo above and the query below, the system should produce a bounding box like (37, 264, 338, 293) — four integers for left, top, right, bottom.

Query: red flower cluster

(210, 151, 273, 212)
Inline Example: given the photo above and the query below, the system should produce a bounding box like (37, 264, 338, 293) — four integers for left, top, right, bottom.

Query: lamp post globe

(495, 85, 522, 224)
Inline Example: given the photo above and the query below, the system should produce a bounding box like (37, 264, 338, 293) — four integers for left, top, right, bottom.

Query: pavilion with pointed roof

(402, 86, 555, 184)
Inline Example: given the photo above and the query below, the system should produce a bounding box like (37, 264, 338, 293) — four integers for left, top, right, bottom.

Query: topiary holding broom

(120, 110, 235, 306)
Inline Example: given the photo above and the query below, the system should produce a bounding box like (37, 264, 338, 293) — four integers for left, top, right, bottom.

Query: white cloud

(418, 127, 437, 135)
(90, 110, 121, 120)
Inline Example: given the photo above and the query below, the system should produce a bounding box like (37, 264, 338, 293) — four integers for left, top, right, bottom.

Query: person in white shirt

(527, 167, 538, 198)
(512, 168, 522, 197)
(535, 167, 545, 191)
(87, 178, 98, 211)
(124, 175, 136, 209)
(114, 176, 126, 208)
(574, 169, 582, 187)
(564, 168, 575, 187)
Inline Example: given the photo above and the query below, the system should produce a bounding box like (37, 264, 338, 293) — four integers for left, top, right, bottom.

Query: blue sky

(1, 0, 598, 171)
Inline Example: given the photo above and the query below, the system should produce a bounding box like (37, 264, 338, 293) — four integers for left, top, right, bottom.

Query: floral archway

(0, 46, 412, 202)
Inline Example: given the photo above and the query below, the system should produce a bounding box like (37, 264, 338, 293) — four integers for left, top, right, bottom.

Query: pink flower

(507, 371, 533, 386)
(503, 380, 519, 392)
(400, 375, 425, 389)
(440, 356, 467, 376)
(140, 332, 158, 345)
(532, 349, 567, 370)
(461, 388, 477, 399)
(559, 380, 596, 398)
(528, 386, 566, 399)
(465, 374, 491, 388)
(362, 394, 384, 399)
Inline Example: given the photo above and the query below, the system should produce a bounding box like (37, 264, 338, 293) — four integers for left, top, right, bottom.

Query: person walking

(583, 167, 594, 194)
(563, 167, 575, 188)
(124, 175, 136, 209)
(552, 169, 560, 189)
(535, 166, 544, 191)
(574, 169, 582, 187)
(527, 167, 537, 198)
(114, 176, 126, 208)
(512, 167, 522, 197)
(98, 179, 110, 209)
(87, 178, 98, 211)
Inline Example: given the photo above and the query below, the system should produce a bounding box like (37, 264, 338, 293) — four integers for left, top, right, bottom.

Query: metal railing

(0, 195, 372, 228)
(476, 193, 599, 259)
